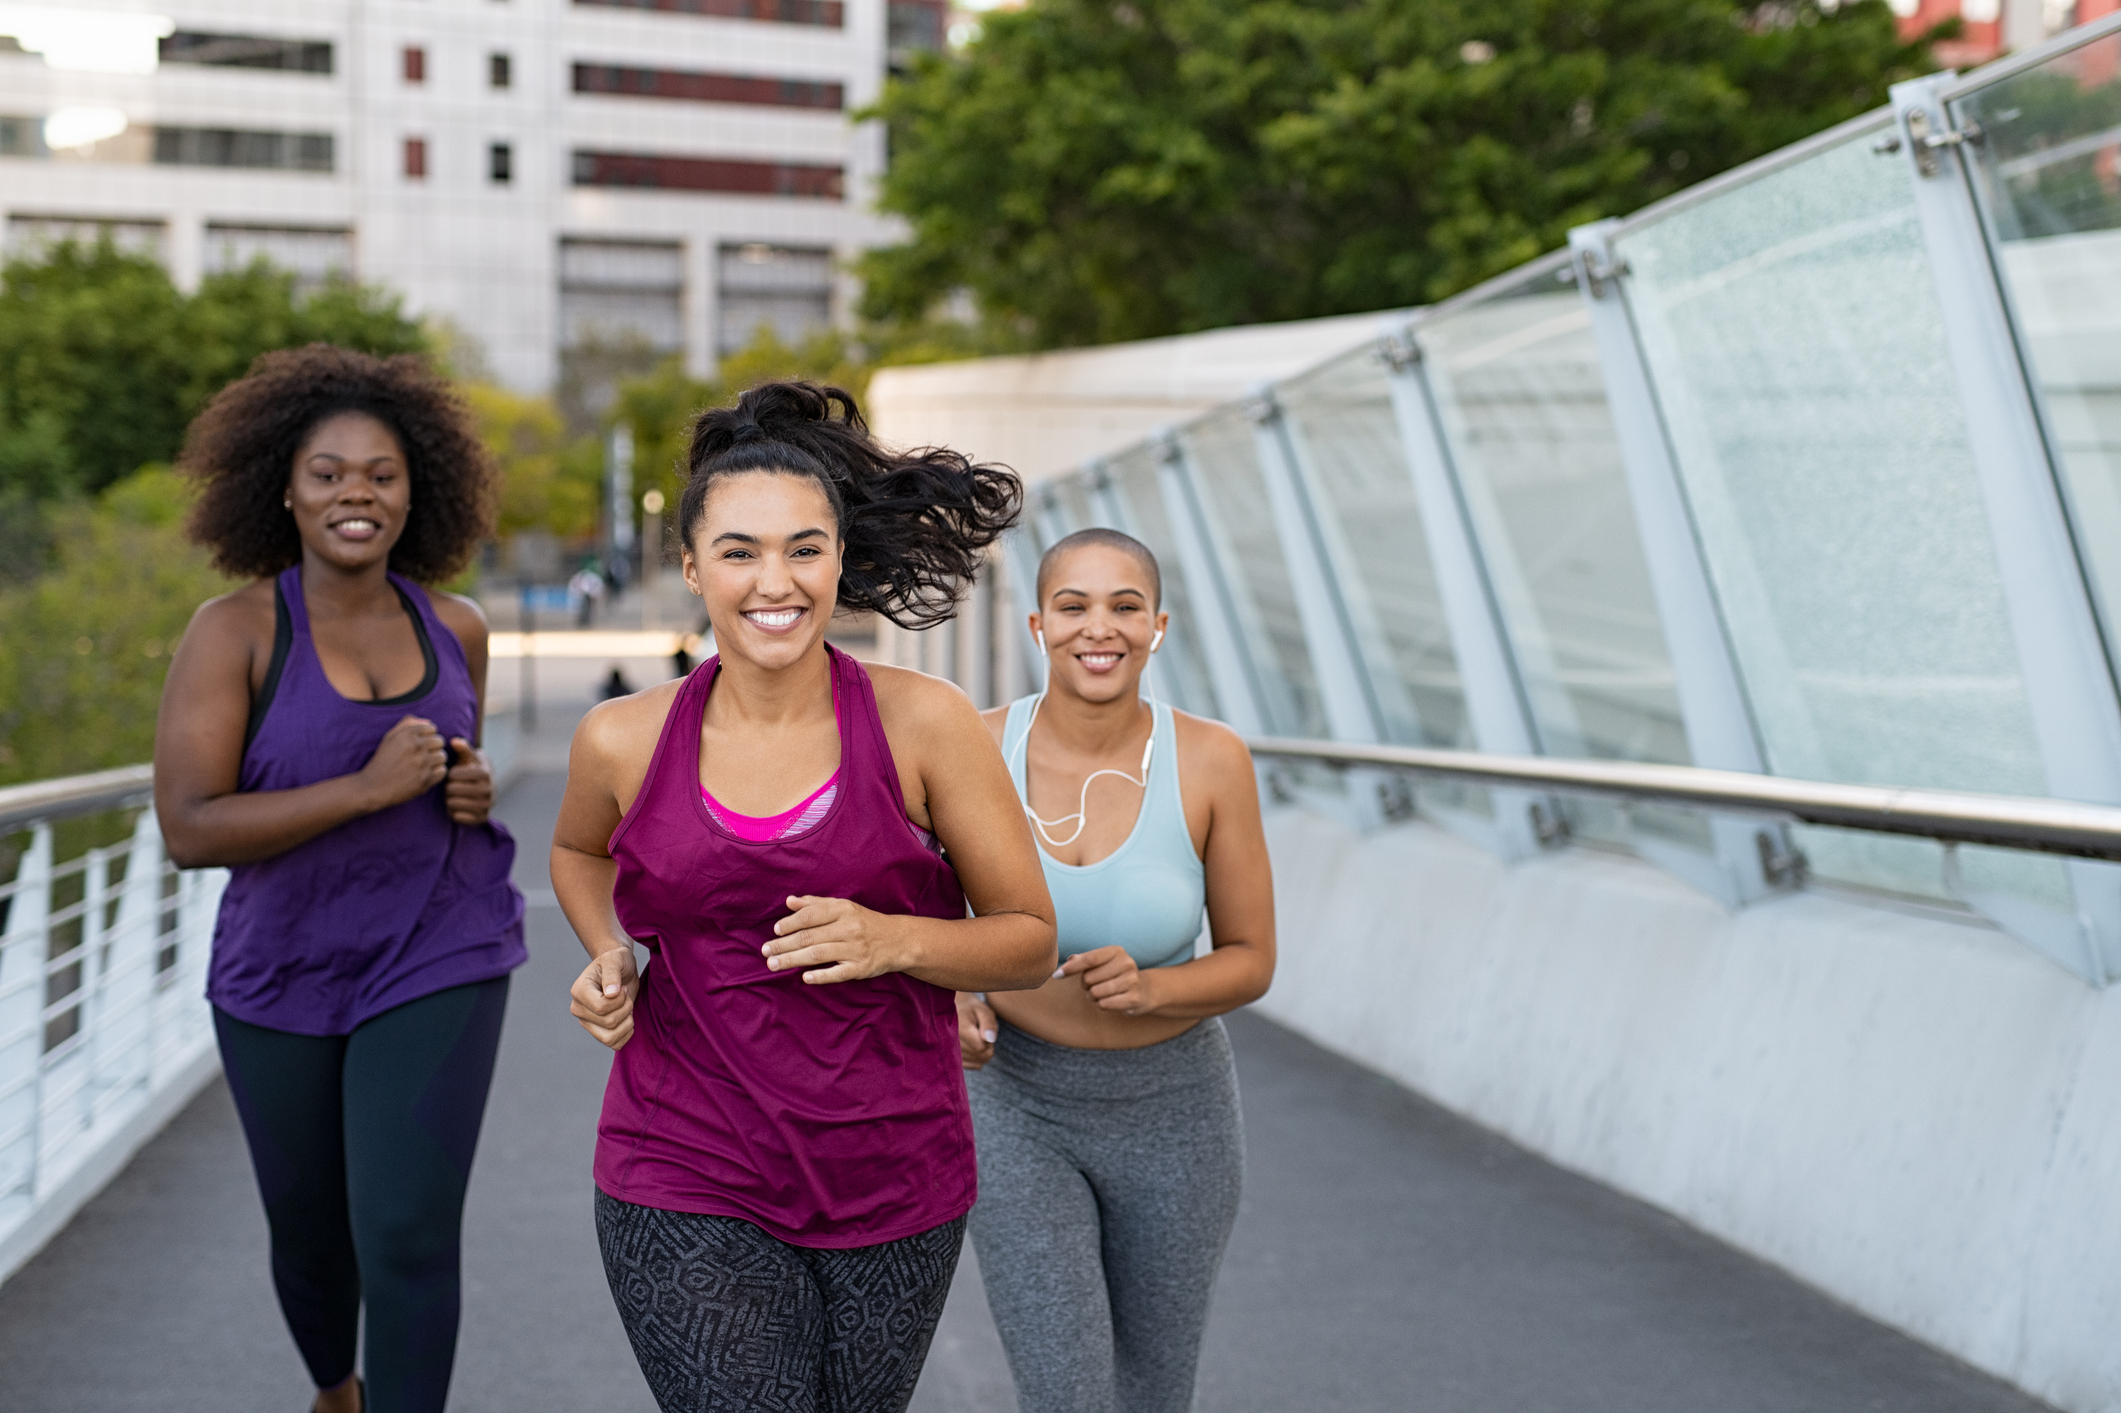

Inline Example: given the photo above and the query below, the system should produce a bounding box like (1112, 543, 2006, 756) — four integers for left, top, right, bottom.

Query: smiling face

(1032, 543, 1169, 707)
(287, 411, 410, 573)
(682, 471, 842, 672)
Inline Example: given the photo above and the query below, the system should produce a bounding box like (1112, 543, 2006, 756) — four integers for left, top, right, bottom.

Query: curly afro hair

(179, 343, 497, 583)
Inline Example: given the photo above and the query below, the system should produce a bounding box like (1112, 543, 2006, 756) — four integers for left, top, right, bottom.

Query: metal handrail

(0, 765, 155, 833)
(1246, 737, 2121, 862)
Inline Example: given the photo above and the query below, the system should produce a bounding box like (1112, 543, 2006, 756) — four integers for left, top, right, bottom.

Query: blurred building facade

(0, 0, 948, 392)
(1900, 0, 2116, 66)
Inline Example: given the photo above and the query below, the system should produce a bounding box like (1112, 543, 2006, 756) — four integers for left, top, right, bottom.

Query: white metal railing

(1246, 737, 2121, 863)
(0, 771, 223, 1277)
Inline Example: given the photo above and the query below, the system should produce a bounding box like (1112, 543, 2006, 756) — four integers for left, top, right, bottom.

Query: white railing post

(0, 823, 53, 1224)
(1380, 330, 1557, 859)
(1245, 391, 1384, 746)
(1893, 71, 2121, 983)
(1152, 439, 1270, 736)
(100, 809, 162, 1100)
(1567, 220, 1790, 907)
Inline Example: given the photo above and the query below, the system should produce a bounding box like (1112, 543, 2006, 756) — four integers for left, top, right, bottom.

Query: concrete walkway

(0, 768, 2053, 1412)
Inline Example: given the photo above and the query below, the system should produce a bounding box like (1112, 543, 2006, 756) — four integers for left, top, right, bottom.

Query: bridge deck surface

(0, 769, 2050, 1412)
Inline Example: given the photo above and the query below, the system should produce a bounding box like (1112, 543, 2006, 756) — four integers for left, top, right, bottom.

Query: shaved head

(1036, 528, 1162, 609)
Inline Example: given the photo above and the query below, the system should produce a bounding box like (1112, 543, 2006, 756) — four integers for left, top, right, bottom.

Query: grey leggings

(967, 1017, 1243, 1413)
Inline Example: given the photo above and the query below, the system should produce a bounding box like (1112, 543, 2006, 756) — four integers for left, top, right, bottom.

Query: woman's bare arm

(153, 590, 448, 868)
(1061, 716, 1276, 1019)
(556, 685, 680, 1050)
(766, 670, 1056, 994)
(432, 591, 496, 824)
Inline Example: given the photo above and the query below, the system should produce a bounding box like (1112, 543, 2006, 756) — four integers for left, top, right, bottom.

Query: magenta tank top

(595, 644, 975, 1247)
(209, 567, 526, 1035)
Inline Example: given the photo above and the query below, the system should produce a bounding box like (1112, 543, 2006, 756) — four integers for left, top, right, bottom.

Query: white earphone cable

(1014, 626, 1163, 848)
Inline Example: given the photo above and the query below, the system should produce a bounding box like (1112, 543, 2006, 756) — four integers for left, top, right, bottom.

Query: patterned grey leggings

(594, 1190, 965, 1413)
(967, 1018, 1245, 1413)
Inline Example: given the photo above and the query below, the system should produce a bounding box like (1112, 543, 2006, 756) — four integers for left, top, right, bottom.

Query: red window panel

(403, 137, 427, 179)
(570, 0, 844, 27)
(572, 64, 842, 110)
(402, 46, 426, 83)
(571, 150, 842, 200)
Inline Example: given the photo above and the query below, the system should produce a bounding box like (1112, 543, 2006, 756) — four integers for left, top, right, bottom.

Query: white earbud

(1150, 628, 1164, 651)
(1036, 628, 1045, 653)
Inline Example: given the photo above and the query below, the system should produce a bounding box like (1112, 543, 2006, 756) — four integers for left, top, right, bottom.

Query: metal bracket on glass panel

(1243, 388, 1385, 748)
(1893, 71, 2121, 983)
(1150, 435, 1269, 737)
(1379, 323, 1555, 861)
(1565, 219, 1791, 908)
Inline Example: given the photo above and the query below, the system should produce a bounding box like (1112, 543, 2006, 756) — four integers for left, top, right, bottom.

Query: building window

(153, 128, 335, 172)
(717, 243, 831, 356)
(571, 151, 842, 199)
(160, 32, 333, 73)
(403, 46, 426, 84)
(572, 64, 841, 110)
(559, 239, 686, 354)
(404, 137, 427, 179)
(887, 1, 945, 62)
(490, 142, 513, 184)
(6, 216, 167, 264)
(569, 0, 844, 28)
(490, 52, 512, 89)
(204, 224, 353, 293)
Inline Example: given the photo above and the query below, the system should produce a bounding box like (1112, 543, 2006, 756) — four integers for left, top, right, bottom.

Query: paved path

(0, 768, 2053, 1412)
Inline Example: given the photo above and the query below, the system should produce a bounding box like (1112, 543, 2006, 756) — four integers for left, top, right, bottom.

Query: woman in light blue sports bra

(960, 528, 1277, 1413)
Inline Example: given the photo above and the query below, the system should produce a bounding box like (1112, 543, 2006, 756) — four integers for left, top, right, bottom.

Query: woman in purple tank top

(154, 347, 525, 1413)
(554, 381, 1057, 1413)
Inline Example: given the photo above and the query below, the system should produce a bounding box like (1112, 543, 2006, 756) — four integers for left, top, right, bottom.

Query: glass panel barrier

(1953, 34, 2121, 679)
(1613, 125, 2067, 910)
(1178, 406, 1326, 738)
(1414, 258, 1696, 849)
(1276, 345, 1469, 748)
(1415, 260, 1688, 768)
(1099, 448, 1221, 718)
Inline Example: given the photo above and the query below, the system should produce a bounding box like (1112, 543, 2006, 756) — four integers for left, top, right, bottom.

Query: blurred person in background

(958, 528, 1276, 1413)
(153, 346, 525, 1413)
(556, 381, 1055, 1413)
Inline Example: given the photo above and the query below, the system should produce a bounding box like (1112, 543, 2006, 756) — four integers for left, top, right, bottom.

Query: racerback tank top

(209, 567, 526, 1036)
(595, 644, 976, 1247)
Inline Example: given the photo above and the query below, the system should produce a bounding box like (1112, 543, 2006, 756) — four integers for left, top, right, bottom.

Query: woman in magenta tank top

(154, 347, 524, 1413)
(554, 381, 1056, 1413)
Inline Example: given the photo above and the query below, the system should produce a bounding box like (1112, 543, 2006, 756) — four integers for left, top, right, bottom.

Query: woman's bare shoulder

(1172, 710, 1254, 779)
(427, 589, 489, 642)
(181, 579, 278, 655)
(573, 677, 684, 764)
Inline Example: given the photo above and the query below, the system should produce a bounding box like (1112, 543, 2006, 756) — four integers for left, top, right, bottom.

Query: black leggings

(214, 978, 509, 1413)
(596, 1189, 965, 1413)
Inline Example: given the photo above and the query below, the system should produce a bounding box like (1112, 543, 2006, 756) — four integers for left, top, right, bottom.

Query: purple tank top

(595, 645, 975, 1247)
(208, 567, 526, 1035)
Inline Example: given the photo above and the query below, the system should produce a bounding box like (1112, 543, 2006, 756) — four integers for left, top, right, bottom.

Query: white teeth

(336, 519, 377, 531)
(747, 609, 801, 627)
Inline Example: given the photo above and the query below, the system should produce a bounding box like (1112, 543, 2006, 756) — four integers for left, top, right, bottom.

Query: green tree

(0, 468, 230, 786)
(613, 324, 876, 528)
(0, 240, 426, 501)
(860, 0, 1942, 348)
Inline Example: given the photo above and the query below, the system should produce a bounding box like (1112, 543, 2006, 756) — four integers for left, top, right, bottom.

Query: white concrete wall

(865, 309, 1408, 483)
(1255, 804, 2121, 1413)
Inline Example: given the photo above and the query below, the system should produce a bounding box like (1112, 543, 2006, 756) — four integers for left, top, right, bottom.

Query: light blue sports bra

(1003, 695, 1206, 970)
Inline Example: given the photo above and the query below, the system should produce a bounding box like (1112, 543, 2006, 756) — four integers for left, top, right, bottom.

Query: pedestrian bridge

(7, 22, 2121, 1413)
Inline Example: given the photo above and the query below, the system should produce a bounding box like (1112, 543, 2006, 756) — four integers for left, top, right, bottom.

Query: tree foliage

(613, 325, 876, 541)
(860, 0, 1940, 347)
(0, 468, 230, 786)
(0, 240, 426, 502)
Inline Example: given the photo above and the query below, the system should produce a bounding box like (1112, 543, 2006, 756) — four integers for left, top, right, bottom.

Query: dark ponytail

(680, 380, 1022, 629)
